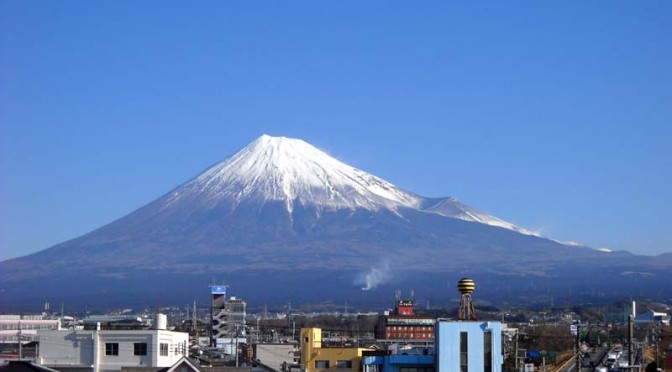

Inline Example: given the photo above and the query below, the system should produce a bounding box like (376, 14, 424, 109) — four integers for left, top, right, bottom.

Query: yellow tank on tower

(457, 278, 477, 320)
(457, 277, 475, 295)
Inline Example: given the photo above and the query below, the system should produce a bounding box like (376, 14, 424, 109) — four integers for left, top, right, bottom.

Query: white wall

(39, 330, 188, 372)
(39, 330, 94, 367)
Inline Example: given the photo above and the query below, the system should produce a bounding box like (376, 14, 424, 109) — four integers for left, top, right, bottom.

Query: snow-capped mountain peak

(164, 134, 533, 236)
(167, 134, 422, 212)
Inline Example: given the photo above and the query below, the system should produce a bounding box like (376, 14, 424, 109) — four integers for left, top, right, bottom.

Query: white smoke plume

(358, 261, 392, 291)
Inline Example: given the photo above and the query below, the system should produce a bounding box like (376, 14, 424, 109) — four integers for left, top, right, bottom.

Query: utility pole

(628, 315, 634, 368)
(18, 321, 22, 360)
(235, 324, 239, 367)
(575, 324, 581, 372)
(654, 325, 660, 371)
(514, 330, 519, 372)
(192, 300, 197, 335)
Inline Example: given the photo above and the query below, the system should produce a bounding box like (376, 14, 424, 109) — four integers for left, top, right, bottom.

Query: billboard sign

(211, 285, 227, 294)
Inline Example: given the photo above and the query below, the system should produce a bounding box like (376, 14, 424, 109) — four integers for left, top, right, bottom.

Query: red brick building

(375, 300, 436, 341)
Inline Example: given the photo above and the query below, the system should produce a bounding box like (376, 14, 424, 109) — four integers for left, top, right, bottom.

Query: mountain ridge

(1, 134, 670, 310)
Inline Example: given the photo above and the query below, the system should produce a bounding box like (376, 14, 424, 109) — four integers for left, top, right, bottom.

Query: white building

(435, 320, 503, 372)
(215, 337, 248, 357)
(38, 329, 188, 372)
(634, 309, 670, 325)
(0, 315, 61, 343)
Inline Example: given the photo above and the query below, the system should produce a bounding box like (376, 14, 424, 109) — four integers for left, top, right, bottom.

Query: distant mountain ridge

(1, 134, 670, 311)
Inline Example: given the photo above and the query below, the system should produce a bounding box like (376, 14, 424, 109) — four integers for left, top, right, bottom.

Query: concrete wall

(39, 330, 95, 367)
(253, 344, 297, 372)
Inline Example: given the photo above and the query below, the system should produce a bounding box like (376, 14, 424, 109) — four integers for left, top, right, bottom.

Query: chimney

(156, 314, 167, 330)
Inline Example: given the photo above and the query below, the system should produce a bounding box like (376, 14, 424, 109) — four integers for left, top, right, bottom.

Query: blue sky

(1, 1, 671, 261)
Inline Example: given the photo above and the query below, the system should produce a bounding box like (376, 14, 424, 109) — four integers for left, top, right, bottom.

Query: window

(134, 342, 148, 356)
(337, 360, 353, 369)
(460, 332, 468, 372)
(105, 343, 119, 356)
(484, 332, 492, 372)
(315, 360, 330, 369)
(160, 343, 169, 356)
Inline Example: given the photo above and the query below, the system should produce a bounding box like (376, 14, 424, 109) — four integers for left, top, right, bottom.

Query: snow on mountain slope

(421, 197, 538, 236)
(166, 135, 422, 212)
(164, 134, 534, 235)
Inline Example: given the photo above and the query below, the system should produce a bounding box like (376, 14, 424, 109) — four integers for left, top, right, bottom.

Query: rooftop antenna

(457, 278, 477, 321)
(192, 300, 197, 334)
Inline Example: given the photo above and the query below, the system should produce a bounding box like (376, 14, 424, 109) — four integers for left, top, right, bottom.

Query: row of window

(385, 333, 434, 339)
(386, 318, 435, 325)
(0, 324, 58, 330)
(315, 360, 353, 369)
(388, 326, 432, 331)
(105, 342, 170, 356)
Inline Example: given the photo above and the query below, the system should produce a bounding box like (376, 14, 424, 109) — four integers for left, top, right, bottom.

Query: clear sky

(1, 1, 671, 261)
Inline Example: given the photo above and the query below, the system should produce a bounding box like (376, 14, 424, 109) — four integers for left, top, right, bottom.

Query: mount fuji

(1, 135, 670, 311)
(163, 135, 532, 234)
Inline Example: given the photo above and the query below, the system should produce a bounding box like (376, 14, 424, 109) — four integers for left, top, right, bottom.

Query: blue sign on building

(210, 285, 227, 294)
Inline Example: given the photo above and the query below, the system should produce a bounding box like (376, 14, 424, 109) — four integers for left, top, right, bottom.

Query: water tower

(457, 277, 477, 320)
